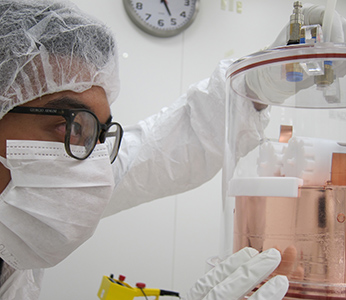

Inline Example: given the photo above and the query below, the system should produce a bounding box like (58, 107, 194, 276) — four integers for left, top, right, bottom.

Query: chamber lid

(227, 43, 346, 109)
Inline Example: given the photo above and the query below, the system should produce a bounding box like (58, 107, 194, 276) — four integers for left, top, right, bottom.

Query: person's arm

(103, 58, 269, 216)
(104, 59, 229, 216)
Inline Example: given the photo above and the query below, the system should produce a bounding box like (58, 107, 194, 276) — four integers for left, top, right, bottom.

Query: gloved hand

(270, 3, 346, 48)
(246, 3, 346, 107)
(182, 248, 289, 300)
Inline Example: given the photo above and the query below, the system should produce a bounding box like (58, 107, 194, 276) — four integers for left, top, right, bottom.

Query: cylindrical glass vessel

(223, 43, 346, 299)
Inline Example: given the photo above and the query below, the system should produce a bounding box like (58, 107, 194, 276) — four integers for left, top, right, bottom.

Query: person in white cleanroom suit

(0, 1, 345, 299)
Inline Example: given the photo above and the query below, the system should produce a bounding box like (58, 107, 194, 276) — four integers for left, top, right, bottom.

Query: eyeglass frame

(8, 106, 123, 163)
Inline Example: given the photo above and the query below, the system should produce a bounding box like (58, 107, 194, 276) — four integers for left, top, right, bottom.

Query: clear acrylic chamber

(223, 42, 346, 299)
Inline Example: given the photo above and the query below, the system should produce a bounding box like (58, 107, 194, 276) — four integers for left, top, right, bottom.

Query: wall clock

(123, 0, 200, 38)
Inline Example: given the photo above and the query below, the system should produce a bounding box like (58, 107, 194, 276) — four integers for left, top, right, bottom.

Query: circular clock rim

(123, 0, 200, 38)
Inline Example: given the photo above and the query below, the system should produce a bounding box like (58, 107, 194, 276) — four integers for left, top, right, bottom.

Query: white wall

(39, 1, 346, 299)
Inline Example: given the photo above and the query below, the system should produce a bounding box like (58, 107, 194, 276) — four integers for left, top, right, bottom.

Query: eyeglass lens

(68, 111, 121, 161)
(104, 123, 122, 162)
(68, 111, 98, 159)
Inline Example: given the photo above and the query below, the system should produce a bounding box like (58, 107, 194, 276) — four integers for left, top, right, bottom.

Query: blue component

(286, 71, 303, 82)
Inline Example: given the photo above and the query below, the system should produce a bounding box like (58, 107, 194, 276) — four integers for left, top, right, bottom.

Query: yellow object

(97, 275, 179, 300)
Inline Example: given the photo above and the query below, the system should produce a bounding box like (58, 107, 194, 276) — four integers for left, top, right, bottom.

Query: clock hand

(161, 0, 171, 16)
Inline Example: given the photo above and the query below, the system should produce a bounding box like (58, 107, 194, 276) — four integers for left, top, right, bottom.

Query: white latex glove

(183, 248, 289, 300)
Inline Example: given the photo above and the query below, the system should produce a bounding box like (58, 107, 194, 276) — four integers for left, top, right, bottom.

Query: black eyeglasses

(9, 106, 123, 163)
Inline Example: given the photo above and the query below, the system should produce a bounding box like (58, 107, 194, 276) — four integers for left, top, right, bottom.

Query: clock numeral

(135, 2, 143, 10)
(158, 19, 164, 27)
(171, 18, 177, 26)
(184, 0, 190, 6)
(145, 13, 151, 20)
(180, 11, 186, 18)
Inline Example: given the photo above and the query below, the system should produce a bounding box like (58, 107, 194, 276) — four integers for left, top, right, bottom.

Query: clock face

(123, 0, 199, 37)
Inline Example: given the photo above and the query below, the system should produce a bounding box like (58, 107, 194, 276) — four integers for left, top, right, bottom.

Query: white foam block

(228, 177, 304, 197)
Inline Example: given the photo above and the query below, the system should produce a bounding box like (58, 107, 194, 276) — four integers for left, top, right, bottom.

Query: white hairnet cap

(0, 0, 119, 120)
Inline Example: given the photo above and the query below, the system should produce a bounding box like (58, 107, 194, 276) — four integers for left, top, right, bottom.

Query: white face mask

(0, 140, 115, 270)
